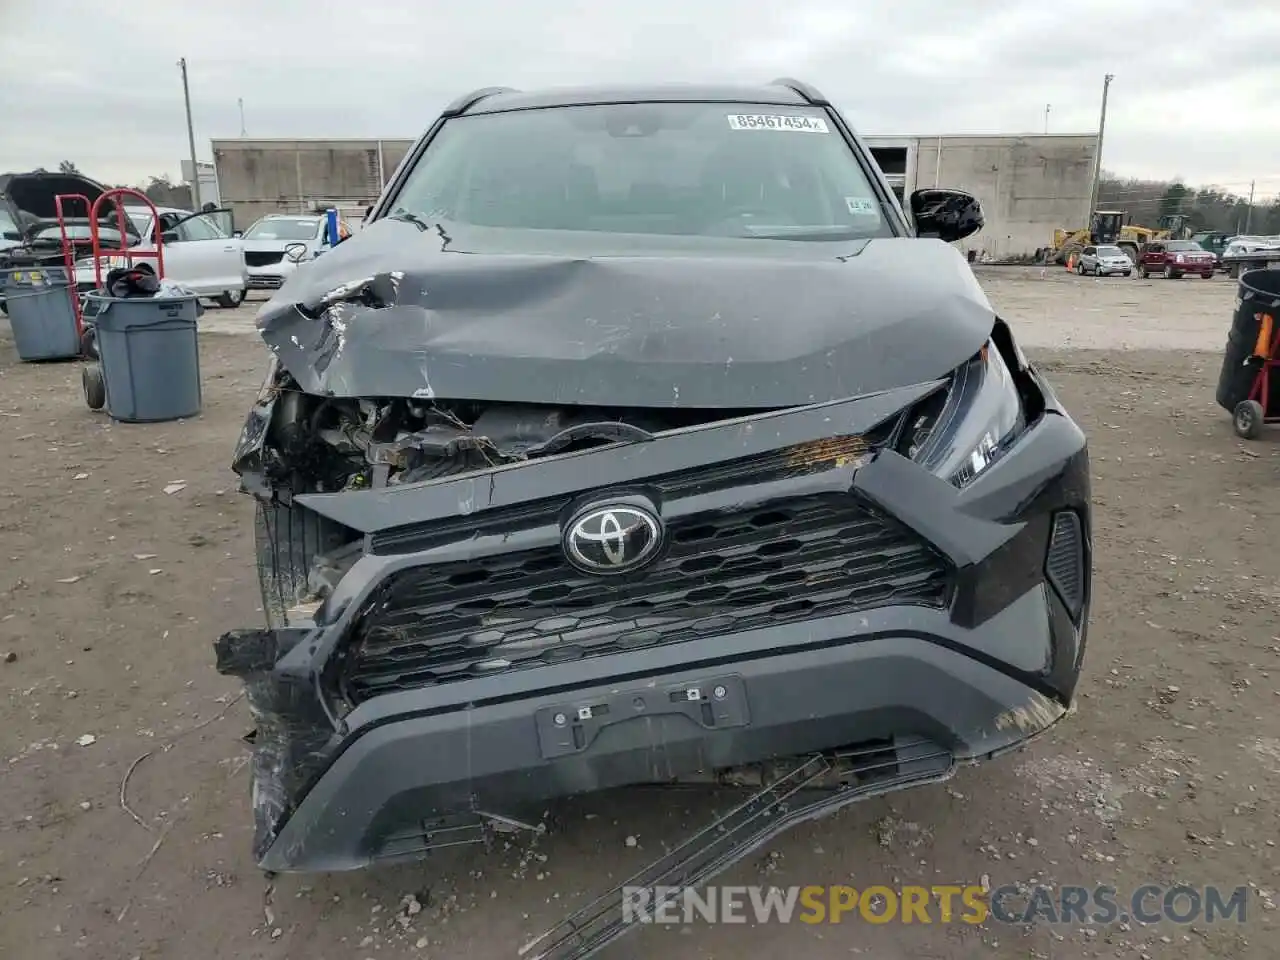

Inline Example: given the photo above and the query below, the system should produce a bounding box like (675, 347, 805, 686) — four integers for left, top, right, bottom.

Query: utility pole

(1087, 73, 1114, 221)
(1245, 180, 1255, 234)
(179, 57, 202, 209)
(1044, 103, 1051, 134)
(238, 98, 247, 137)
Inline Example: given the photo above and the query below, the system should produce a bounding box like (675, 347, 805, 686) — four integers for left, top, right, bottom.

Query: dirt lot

(2, 268, 1278, 960)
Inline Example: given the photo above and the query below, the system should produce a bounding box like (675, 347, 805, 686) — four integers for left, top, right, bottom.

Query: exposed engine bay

(245, 364, 787, 495)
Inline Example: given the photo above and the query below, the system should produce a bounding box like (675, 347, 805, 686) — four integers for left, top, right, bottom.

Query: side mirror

(284, 242, 309, 264)
(161, 231, 179, 245)
(909, 188, 984, 244)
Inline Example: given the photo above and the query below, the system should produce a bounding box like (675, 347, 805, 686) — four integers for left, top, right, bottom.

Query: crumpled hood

(253, 219, 997, 409)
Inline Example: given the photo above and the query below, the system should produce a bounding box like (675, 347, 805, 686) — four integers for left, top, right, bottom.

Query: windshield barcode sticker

(727, 114, 830, 133)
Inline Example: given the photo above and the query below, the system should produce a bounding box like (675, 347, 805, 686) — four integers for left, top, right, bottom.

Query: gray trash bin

(84, 291, 202, 423)
(2, 265, 82, 361)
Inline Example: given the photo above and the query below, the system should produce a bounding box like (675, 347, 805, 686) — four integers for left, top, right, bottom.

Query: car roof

(457, 80, 823, 116)
(259, 214, 320, 221)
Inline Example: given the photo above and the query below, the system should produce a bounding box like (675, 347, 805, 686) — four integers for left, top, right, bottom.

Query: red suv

(1139, 240, 1215, 279)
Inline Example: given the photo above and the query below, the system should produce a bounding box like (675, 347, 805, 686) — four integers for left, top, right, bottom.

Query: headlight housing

(899, 340, 1026, 488)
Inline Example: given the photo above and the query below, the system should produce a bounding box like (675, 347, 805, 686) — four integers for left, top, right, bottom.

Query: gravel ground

(1, 267, 1277, 960)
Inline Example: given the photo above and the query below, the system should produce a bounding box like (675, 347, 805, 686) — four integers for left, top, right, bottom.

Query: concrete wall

(211, 138, 413, 227)
(899, 135, 1097, 259)
(213, 133, 1096, 257)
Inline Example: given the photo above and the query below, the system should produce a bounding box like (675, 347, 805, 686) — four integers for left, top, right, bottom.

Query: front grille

(341, 493, 950, 702)
(247, 275, 284, 289)
(245, 251, 285, 267)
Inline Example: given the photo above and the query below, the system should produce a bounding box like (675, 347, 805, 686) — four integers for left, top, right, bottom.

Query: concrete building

(211, 133, 1096, 258)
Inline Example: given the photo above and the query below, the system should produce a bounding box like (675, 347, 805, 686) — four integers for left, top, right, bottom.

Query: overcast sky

(3, 0, 1278, 200)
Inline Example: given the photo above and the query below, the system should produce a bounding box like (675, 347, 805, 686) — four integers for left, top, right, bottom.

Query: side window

(1083, 247, 1095, 256)
(177, 215, 219, 242)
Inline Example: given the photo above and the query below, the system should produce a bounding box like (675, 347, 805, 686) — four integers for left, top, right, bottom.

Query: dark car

(218, 81, 1092, 896)
(1138, 239, 1215, 279)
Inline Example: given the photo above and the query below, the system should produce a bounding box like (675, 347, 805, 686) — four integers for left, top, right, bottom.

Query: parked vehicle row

(2, 170, 355, 311)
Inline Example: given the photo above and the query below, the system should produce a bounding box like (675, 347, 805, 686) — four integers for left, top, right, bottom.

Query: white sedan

(69, 206, 249, 308)
(240, 213, 353, 290)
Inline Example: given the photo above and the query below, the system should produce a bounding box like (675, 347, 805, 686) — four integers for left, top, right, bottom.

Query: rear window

(389, 102, 893, 242)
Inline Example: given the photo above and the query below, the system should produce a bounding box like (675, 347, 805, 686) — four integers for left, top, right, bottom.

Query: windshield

(1166, 241, 1202, 252)
(244, 217, 321, 241)
(388, 102, 893, 241)
(1097, 246, 1124, 256)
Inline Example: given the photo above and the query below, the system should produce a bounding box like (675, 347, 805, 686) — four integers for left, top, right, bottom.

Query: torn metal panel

(253, 218, 996, 407)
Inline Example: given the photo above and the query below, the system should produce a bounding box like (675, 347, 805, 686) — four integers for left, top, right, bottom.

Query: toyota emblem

(564, 503, 663, 574)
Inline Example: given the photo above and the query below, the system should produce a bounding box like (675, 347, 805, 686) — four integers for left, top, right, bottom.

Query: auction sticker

(845, 196, 877, 215)
(727, 114, 829, 133)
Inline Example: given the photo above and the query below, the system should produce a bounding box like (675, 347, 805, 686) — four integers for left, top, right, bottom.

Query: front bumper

(219, 363, 1092, 873)
(247, 259, 297, 289)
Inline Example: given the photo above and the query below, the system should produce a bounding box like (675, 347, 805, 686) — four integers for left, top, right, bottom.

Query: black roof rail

(768, 77, 829, 106)
(441, 86, 518, 117)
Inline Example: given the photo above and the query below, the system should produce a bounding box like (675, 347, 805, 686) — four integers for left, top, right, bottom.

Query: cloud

(2, 0, 1276, 199)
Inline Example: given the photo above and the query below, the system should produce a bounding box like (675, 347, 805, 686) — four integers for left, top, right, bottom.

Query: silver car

(1077, 244, 1133, 277)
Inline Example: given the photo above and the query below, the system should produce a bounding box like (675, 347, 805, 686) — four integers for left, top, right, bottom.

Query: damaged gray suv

(218, 80, 1091, 930)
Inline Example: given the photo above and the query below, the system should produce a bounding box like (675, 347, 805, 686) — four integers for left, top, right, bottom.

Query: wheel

(1163, 265, 1176, 279)
(1092, 264, 1101, 276)
(1139, 265, 1149, 279)
(1233, 400, 1265, 439)
(1203, 272, 1214, 280)
(255, 500, 351, 629)
(1075, 262, 1084, 275)
(216, 288, 246, 309)
(82, 363, 106, 411)
(1123, 271, 1132, 277)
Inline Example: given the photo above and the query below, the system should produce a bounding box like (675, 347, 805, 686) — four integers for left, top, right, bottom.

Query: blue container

(83, 291, 202, 423)
(2, 265, 81, 361)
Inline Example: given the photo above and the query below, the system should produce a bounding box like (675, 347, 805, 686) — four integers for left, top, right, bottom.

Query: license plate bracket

(535, 674, 750, 760)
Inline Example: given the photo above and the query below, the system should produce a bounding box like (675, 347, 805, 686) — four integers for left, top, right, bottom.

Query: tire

(254, 499, 350, 629)
(1233, 400, 1265, 440)
(1139, 265, 1149, 279)
(82, 363, 106, 411)
(1075, 262, 1084, 275)
(1163, 265, 1178, 279)
(1123, 271, 1132, 277)
(1203, 272, 1214, 280)
(1092, 265, 1101, 276)
(216, 288, 246, 309)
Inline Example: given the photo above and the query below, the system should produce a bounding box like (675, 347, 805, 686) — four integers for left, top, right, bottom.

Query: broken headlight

(900, 341, 1026, 488)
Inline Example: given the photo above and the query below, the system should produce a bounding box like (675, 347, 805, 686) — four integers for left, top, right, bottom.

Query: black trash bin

(1215, 268, 1280, 412)
(83, 290, 203, 423)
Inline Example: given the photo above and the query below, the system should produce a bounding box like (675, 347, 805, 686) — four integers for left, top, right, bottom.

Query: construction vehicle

(1050, 211, 1193, 265)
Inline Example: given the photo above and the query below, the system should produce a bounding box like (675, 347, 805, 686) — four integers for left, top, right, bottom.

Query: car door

(1082, 246, 1096, 270)
(1143, 243, 1163, 269)
(167, 212, 243, 294)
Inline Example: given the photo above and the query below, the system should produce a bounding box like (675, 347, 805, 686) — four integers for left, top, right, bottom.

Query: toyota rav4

(217, 80, 1093, 886)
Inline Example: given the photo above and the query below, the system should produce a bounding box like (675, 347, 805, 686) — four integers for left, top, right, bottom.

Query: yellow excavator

(1050, 212, 1192, 264)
